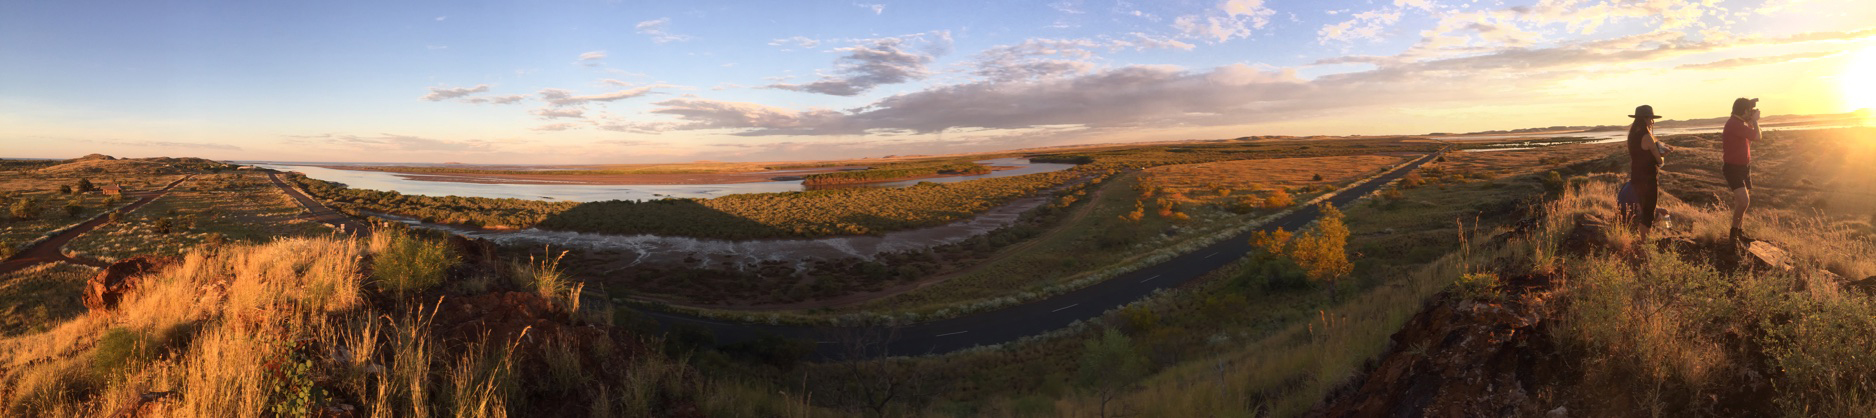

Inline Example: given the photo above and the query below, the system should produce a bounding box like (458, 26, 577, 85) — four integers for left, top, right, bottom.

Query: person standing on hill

(1627, 105, 1669, 237)
(1722, 97, 1761, 244)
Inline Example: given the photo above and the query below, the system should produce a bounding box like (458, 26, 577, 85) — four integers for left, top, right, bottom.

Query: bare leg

(1730, 186, 1750, 235)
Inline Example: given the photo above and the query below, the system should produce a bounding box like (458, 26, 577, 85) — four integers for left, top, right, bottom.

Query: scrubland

(0, 229, 828, 417)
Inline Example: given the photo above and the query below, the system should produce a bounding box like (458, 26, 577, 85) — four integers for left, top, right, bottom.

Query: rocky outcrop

(1310, 274, 1567, 417)
(83, 256, 175, 312)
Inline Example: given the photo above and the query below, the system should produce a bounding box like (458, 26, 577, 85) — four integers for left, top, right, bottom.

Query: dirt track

(0, 176, 193, 274)
(266, 172, 369, 236)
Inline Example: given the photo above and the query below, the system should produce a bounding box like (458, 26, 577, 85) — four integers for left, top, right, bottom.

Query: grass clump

(91, 327, 158, 379)
(370, 228, 459, 297)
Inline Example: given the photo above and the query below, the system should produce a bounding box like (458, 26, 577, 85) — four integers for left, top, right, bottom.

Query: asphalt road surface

(0, 176, 193, 275)
(637, 151, 1444, 359)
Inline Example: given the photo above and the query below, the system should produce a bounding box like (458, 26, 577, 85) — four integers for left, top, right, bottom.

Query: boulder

(84, 256, 176, 312)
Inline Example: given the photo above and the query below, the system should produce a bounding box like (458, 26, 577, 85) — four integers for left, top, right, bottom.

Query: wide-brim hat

(1630, 104, 1663, 119)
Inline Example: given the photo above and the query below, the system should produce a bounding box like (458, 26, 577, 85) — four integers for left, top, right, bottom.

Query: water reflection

(258, 158, 1073, 202)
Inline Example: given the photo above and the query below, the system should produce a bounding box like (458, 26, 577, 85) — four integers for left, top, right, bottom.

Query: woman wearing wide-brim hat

(1626, 105, 1670, 237)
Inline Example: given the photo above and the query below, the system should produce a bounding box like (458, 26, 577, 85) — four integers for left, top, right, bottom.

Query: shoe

(1730, 228, 1753, 245)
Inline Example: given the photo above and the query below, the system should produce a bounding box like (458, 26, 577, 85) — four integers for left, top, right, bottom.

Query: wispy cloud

(635, 18, 692, 43)
(1677, 50, 1842, 70)
(538, 85, 670, 107)
(577, 50, 607, 66)
(420, 84, 490, 101)
(1173, 0, 1276, 43)
(767, 31, 952, 96)
(285, 133, 496, 153)
(855, 3, 885, 15)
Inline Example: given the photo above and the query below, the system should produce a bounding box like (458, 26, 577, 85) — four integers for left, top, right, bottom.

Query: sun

(1842, 46, 1876, 112)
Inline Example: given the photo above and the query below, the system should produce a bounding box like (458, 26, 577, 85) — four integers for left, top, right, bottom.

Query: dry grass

(1140, 155, 1407, 204)
(1441, 142, 1623, 177)
(0, 232, 825, 417)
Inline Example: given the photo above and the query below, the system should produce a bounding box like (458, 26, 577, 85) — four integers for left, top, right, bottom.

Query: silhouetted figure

(1626, 105, 1668, 237)
(1722, 97, 1761, 244)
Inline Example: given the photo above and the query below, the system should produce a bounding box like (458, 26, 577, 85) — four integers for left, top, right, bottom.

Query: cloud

(464, 94, 528, 105)
(1173, 0, 1276, 43)
(577, 50, 606, 66)
(286, 133, 495, 153)
(635, 18, 691, 43)
(530, 107, 586, 119)
(532, 122, 583, 131)
(1318, 8, 1402, 44)
(970, 35, 1195, 83)
(420, 84, 491, 101)
(769, 36, 821, 49)
(768, 34, 948, 96)
(1677, 50, 1843, 70)
(538, 85, 669, 107)
(646, 97, 857, 134)
(855, 3, 884, 14)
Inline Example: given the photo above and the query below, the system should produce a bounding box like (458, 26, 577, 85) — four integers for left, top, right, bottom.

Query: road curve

(267, 172, 370, 236)
(638, 151, 1444, 359)
(0, 176, 193, 274)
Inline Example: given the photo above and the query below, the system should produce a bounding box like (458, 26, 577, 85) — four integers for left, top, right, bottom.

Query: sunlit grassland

(0, 262, 96, 337)
(0, 233, 834, 417)
(67, 173, 330, 263)
(1138, 154, 1408, 204)
(0, 168, 171, 250)
(858, 168, 1529, 417)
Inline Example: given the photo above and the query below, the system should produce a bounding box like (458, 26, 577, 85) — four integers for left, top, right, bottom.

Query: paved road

(267, 172, 370, 236)
(0, 176, 193, 274)
(637, 151, 1444, 359)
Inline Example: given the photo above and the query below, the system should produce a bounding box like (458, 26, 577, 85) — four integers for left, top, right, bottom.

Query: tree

(77, 179, 96, 193)
(1290, 203, 1352, 295)
(1312, 173, 1324, 181)
(1079, 329, 1148, 418)
(1249, 227, 1293, 258)
(58, 185, 72, 194)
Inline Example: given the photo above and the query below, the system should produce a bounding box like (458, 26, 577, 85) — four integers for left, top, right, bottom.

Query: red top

(1722, 116, 1755, 165)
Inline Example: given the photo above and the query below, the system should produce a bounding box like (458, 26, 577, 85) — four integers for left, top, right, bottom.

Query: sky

(3, 0, 1875, 164)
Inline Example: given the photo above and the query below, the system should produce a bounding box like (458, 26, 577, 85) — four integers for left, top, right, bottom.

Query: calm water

(259, 157, 1074, 202)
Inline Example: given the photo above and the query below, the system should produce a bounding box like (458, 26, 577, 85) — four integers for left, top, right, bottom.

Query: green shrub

(93, 327, 156, 378)
(1452, 272, 1501, 302)
(9, 198, 35, 220)
(372, 230, 459, 297)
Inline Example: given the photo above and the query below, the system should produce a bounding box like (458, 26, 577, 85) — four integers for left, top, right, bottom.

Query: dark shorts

(1723, 163, 1751, 190)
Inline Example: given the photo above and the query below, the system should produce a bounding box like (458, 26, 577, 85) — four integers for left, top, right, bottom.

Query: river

(255, 157, 1074, 202)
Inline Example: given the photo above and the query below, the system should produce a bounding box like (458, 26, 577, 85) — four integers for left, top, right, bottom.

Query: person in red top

(1721, 97, 1760, 243)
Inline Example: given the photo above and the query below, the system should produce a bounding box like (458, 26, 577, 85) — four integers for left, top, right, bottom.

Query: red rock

(83, 256, 176, 312)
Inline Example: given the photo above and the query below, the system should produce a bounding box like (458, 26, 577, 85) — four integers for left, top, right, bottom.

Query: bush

(63, 200, 83, 218)
(371, 229, 460, 297)
(1290, 204, 1351, 291)
(0, 241, 15, 259)
(1452, 272, 1501, 302)
(9, 198, 35, 220)
(77, 178, 96, 193)
(58, 185, 72, 194)
(93, 327, 157, 378)
(1263, 189, 1295, 208)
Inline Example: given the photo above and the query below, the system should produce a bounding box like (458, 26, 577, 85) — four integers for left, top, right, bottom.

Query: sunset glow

(4, 0, 1876, 163)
